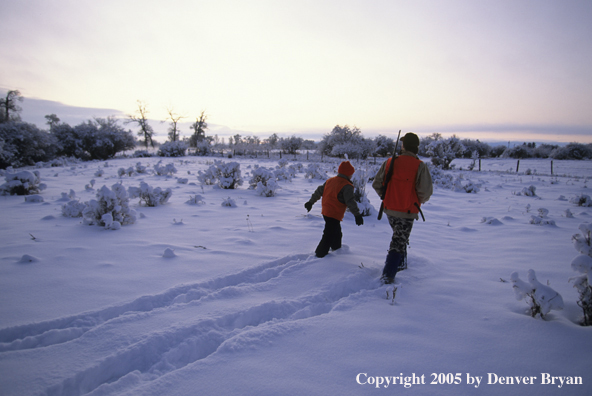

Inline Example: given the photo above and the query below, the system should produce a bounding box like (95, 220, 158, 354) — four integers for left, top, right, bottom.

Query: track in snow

(0, 253, 384, 396)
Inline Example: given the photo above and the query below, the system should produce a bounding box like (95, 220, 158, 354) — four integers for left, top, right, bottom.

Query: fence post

(516, 160, 520, 173)
(551, 160, 554, 175)
(479, 158, 481, 172)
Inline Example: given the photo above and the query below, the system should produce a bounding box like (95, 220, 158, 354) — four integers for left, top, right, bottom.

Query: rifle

(377, 129, 401, 220)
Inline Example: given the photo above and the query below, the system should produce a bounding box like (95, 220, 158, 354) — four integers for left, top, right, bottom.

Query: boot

(381, 250, 403, 284)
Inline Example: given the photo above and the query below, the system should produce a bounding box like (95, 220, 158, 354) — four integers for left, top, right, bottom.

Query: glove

(355, 215, 364, 226)
(304, 201, 313, 212)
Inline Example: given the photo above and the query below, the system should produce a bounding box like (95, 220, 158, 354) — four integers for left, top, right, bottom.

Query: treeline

(417, 133, 592, 169)
(1, 90, 591, 169)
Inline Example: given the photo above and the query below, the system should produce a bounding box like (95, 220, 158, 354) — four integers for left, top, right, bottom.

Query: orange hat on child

(338, 161, 355, 177)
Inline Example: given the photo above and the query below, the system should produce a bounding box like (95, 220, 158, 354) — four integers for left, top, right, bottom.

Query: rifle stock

(377, 130, 402, 220)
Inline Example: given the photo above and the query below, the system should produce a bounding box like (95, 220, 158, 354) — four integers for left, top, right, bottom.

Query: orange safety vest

(383, 155, 421, 214)
(321, 176, 352, 221)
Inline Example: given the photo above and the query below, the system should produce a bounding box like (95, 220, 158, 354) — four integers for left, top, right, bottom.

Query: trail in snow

(0, 251, 386, 396)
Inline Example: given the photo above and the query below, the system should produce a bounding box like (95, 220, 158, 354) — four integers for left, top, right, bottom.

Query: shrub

(570, 223, 592, 325)
(216, 162, 242, 189)
(304, 163, 328, 180)
(426, 136, 465, 169)
(510, 269, 564, 318)
(82, 184, 136, 229)
(221, 197, 237, 207)
(153, 161, 177, 176)
(197, 164, 218, 185)
(279, 135, 303, 155)
(62, 200, 86, 218)
(502, 145, 532, 159)
(351, 167, 374, 216)
(0, 170, 46, 195)
(249, 167, 275, 189)
(551, 143, 592, 160)
(0, 121, 57, 168)
(319, 125, 373, 159)
(529, 208, 556, 226)
(158, 141, 188, 157)
(518, 185, 537, 197)
(200, 161, 242, 189)
(75, 118, 135, 160)
(133, 150, 153, 158)
(570, 194, 592, 207)
(192, 140, 211, 156)
(128, 182, 172, 207)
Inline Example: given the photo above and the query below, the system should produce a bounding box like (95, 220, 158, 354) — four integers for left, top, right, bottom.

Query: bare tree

(166, 107, 186, 142)
(125, 101, 154, 149)
(0, 90, 24, 123)
(189, 110, 208, 147)
(45, 114, 60, 132)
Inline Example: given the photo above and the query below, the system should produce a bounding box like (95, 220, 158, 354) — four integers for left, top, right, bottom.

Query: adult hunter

(372, 132, 433, 284)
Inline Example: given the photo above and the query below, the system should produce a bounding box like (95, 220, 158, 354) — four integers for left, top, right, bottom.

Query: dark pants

(315, 215, 342, 257)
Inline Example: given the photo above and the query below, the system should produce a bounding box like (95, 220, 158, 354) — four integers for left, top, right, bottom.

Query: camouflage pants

(387, 215, 414, 254)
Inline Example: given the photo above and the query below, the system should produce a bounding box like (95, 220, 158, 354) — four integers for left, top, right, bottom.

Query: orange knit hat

(338, 161, 355, 177)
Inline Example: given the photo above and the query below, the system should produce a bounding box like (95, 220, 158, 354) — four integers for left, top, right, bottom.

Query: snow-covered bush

(279, 135, 303, 155)
(570, 223, 592, 325)
(197, 161, 242, 189)
(197, 165, 217, 185)
(373, 135, 396, 157)
(570, 194, 592, 207)
(274, 166, 294, 182)
(304, 163, 328, 180)
(82, 183, 136, 229)
(157, 141, 188, 157)
(453, 176, 481, 193)
(221, 197, 237, 207)
(186, 195, 205, 205)
(550, 143, 592, 160)
(426, 136, 465, 170)
(330, 140, 375, 160)
(249, 167, 275, 189)
(481, 217, 503, 225)
(135, 162, 148, 174)
(429, 168, 480, 193)
(318, 125, 374, 159)
(133, 150, 152, 158)
(62, 200, 86, 218)
(0, 121, 57, 168)
(351, 166, 374, 216)
(0, 170, 46, 195)
(153, 161, 177, 176)
(118, 167, 135, 177)
(217, 162, 242, 189)
(56, 118, 135, 160)
(277, 158, 289, 168)
(192, 140, 211, 156)
(518, 185, 537, 197)
(128, 181, 172, 207)
(429, 166, 454, 189)
(510, 270, 564, 319)
(529, 208, 556, 226)
(256, 179, 278, 197)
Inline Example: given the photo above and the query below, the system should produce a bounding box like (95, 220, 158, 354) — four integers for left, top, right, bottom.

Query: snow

(1, 156, 592, 395)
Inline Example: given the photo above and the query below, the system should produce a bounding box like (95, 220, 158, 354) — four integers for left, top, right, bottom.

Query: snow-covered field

(1, 156, 591, 396)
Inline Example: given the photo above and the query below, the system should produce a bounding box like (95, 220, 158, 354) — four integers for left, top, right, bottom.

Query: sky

(1, 0, 592, 143)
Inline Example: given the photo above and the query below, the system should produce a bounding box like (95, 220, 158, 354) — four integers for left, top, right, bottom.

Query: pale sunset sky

(1, 0, 591, 143)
